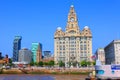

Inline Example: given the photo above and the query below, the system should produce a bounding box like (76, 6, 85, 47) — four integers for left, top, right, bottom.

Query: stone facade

(54, 5, 92, 66)
(36, 44, 42, 63)
(105, 40, 120, 64)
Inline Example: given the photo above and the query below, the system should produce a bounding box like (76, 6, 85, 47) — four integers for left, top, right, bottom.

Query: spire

(65, 5, 80, 34)
(68, 5, 77, 22)
(69, 5, 75, 14)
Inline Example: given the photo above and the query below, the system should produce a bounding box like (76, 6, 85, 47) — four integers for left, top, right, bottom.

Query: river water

(0, 74, 87, 80)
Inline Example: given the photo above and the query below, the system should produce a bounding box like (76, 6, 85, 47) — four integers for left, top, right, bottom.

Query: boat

(95, 60, 120, 79)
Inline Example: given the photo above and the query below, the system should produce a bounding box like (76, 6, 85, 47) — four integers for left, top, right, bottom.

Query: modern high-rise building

(13, 36, 22, 62)
(31, 43, 42, 63)
(43, 51, 51, 58)
(95, 48, 105, 65)
(105, 40, 120, 64)
(54, 5, 92, 66)
(19, 48, 32, 63)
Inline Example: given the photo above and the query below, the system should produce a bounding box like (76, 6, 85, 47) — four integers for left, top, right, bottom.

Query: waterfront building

(43, 51, 51, 58)
(95, 48, 105, 65)
(54, 5, 92, 66)
(105, 40, 120, 64)
(13, 36, 22, 62)
(31, 43, 42, 63)
(19, 48, 32, 63)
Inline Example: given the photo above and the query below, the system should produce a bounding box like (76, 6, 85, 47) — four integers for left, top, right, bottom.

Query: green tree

(34, 62, 38, 66)
(48, 60, 54, 67)
(80, 60, 87, 67)
(58, 61, 65, 67)
(44, 62, 48, 66)
(38, 61, 43, 67)
(92, 61, 96, 66)
(87, 61, 91, 66)
(30, 62, 34, 66)
(9, 58, 13, 67)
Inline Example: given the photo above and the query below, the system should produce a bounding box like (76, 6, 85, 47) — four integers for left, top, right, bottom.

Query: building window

(84, 45, 87, 50)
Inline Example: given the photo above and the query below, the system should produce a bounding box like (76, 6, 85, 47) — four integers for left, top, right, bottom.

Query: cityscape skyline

(0, 0, 120, 57)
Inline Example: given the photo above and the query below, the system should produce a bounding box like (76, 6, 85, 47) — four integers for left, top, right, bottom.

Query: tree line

(29, 60, 96, 67)
(29, 60, 55, 67)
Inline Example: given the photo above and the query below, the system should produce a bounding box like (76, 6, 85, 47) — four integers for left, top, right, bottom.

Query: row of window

(57, 44, 89, 47)
(57, 51, 89, 54)
(58, 57, 88, 61)
(57, 47, 89, 50)
(58, 47, 90, 50)
(56, 41, 90, 44)
(57, 37, 91, 40)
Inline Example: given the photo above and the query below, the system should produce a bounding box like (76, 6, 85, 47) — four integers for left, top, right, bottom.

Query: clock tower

(66, 5, 80, 34)
(54, 5, 92, 67)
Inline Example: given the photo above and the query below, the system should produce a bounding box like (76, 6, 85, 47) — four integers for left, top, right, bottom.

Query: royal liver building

(54, 5, 92, 66)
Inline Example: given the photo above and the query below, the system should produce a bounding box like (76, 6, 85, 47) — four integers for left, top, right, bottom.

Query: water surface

(0, 74, 86, 80)
(0, 75, 54, 80)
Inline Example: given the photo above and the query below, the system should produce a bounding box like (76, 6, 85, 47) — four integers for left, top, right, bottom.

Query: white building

(54, 5, 92, 66)
(105, 40, 120, 64)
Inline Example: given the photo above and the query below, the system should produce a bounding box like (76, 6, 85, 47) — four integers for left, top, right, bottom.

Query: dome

(57, 27, 62, 30)
(71, 5, 74, 7)
(84, 26, 89, 29)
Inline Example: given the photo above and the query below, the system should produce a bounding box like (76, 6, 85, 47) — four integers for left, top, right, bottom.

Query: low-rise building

(42, 57, 54, 62)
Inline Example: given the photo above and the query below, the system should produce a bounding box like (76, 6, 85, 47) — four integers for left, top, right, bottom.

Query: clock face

(70, 17, 74, 22)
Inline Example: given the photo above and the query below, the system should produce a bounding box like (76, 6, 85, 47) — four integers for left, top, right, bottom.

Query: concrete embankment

(0, 67, 94, 74)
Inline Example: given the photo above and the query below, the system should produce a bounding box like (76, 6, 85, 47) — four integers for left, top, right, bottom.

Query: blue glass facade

(13, 36, 22, 62)
(31, 43, 42, 62)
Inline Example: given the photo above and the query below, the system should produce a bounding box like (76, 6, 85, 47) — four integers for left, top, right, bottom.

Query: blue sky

(0, 0, 120, 58)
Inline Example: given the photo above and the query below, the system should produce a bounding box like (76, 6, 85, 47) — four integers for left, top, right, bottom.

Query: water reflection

(0, 74, 86, 80)
(0, 75, 54, 80)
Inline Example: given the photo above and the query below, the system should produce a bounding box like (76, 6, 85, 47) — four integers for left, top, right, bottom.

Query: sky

(0, 0, 120, 58)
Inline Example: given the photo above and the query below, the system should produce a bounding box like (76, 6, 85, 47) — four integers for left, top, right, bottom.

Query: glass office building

(13, 36, 22, 62)
(31, 43, 42, 62)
